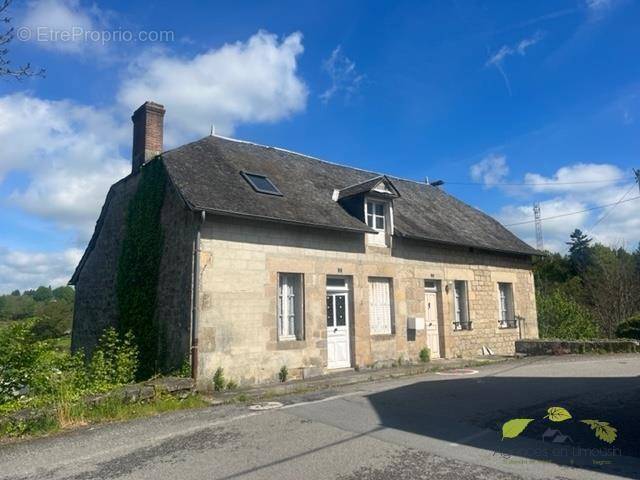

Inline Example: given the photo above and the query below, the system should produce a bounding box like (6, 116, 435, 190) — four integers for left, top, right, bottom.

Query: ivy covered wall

(116, 159, 166, 379)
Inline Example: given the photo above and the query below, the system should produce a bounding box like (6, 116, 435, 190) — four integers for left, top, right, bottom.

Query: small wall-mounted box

(407, 317, 425, 330)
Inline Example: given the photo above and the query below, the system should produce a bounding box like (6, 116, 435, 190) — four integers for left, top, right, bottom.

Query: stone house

(70, 101, 540, 386)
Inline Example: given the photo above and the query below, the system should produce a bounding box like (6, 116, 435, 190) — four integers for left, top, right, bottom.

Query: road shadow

(366, 375, 640, 478)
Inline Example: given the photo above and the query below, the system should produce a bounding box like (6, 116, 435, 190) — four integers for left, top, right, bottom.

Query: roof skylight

(240, 171, 282, 196)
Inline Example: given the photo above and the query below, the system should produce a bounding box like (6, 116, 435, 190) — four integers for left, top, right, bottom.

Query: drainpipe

(191, 210, 206, 381)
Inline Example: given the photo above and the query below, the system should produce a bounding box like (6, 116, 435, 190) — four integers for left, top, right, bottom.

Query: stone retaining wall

(515, 339, 639, 355)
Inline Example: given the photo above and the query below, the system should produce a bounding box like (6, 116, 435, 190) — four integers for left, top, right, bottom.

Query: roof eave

(395, 231, 540, 258)
(195, 205, 377, 235)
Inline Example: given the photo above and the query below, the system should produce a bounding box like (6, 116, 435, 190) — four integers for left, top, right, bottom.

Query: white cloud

(0, 93, 129, 239)
(486, 32, 544, 67)
(0, 30, 311, 293)
(486, 32, 543, 95)
(523, 163, 625, 195)
(0, 247, 82, 293)
(470, 153, 509, 188)
(19, 0, 107, 54)
(497, 197, 591, 252)
(495, 163, 639, 252)
(320, 46, 364, 104)
(586, 0, 612, 11)
(117, 31, 307, 141)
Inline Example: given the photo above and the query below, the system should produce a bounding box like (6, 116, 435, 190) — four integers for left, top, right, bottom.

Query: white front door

(326, 292, 351, 369)
(425, 290, 441, 358)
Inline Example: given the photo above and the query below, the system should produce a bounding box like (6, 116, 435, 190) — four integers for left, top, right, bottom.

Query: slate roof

(337, 175, 399, 200)
(162, 135, 538, 256)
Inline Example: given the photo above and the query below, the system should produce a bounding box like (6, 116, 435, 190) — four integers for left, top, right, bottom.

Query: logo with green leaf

(501, 406, 617, 444)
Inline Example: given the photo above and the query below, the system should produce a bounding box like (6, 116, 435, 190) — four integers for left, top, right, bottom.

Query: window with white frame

(453, 280, 471, 330)
(365, 200, 388, 246)
(277, 273, 304, 341)
(365, 200, 386, 231)
(498, 283, 516, 328)
(369, 277, 393, 334)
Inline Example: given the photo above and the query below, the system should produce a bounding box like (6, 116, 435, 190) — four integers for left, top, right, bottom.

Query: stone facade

(71, 174, 140, 354)
(196, 215, 538, 387)
(72, 170, 538, 386)
(72, 169, 194, 372)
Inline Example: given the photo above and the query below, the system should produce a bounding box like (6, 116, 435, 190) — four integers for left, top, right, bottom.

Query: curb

(208, 356, 513, 404)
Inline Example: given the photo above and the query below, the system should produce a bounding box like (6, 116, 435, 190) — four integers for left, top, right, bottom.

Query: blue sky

(0, 0, 639, 292)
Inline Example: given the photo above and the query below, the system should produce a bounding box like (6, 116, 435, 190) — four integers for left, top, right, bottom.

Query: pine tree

(566, 229, 592, 273)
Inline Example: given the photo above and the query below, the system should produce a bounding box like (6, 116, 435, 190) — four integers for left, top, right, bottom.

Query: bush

(0, 323, 138, 414)
(616, 314, 640, 340)
(226, 380, 238, 390)
(537, 291, 599, 340)
(278, 365, 288, 383)
(87, 329, 138, 392)
(419, 348, 431, 363)
(172, 358, 191, 378)
(213, 367, 225, 392)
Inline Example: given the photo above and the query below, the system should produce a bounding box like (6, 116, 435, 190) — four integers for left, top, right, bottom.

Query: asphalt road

(1, 355, 639, 480)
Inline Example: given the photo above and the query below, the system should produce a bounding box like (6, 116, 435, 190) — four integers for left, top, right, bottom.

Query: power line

(589, 183, 638, 231)
(442, 178, 625, 187)
(504, 195, 640, 227)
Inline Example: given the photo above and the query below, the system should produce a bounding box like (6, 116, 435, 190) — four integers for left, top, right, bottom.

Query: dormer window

(366, 201, 386, 231)
(365, 199, 389, 247)
(334, 175, 399, 248)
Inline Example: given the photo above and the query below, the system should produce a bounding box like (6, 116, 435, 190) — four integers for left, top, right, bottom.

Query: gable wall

(72, 170, 194, 373)
(71, 175, 140, 354)
(196, 215, 538, 387)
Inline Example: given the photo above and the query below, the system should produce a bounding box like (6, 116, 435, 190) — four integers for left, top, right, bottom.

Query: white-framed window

(369, 277, 393, 335)
(498, 282, 516, 328)
(453, 280, 471, 330)
(365, 200, 386, 231)
(277, 273, 304, 341)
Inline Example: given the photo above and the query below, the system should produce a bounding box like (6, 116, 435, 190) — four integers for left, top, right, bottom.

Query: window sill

(453, 322, 473, 332)
(370, 333, 395, 341)
(276, 339, 306, 350)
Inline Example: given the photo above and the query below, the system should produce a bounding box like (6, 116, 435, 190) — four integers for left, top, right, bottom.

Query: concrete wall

(196, 215, 538, 386)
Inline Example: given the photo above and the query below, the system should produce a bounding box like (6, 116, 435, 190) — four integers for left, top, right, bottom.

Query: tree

(533, 252, 572, 294)
(52, 286, 75, 303)
(537, 290, 599, 339)
(32, 286, 53, 303)
(583, 244, 640, 338)
(566, 229, 592, 273)
(10, 289, 20, 296)
(616, 314, 640, 340)
(0, 0, 44, 79)
(0, 294, 36, 321)
(32, 300, 74, 339)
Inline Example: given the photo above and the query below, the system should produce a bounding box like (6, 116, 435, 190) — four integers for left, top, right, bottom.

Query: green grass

(1, 394, 209, 441)
(67, 394, 208, 424)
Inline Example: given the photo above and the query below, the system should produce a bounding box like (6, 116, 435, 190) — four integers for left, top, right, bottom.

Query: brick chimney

(131, 101, 165, 173)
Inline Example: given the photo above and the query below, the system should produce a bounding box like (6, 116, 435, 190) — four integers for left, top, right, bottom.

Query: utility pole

(533, 202, 543, 251)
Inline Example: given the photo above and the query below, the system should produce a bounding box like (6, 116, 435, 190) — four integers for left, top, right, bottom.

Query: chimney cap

(132, 101, 165, 119)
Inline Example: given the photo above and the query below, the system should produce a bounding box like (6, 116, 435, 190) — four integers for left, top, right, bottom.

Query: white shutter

(369, 278, 392, 334)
